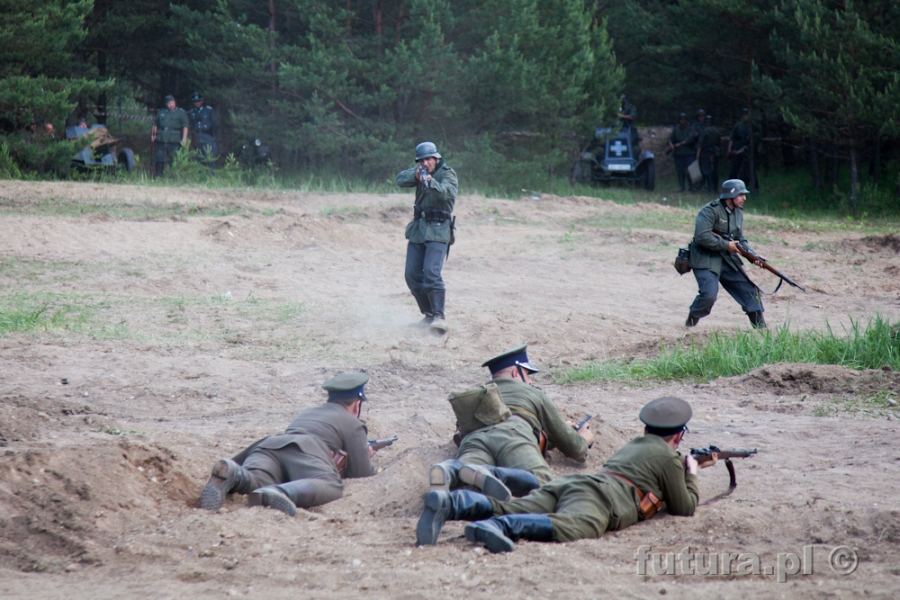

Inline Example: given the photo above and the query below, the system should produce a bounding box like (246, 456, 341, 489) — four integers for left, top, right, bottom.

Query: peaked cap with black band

(639, 396, 692, 437)
(482, 344, 539, 375)
(322, 372, 369, 402)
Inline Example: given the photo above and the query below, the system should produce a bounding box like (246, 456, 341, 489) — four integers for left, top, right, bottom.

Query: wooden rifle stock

(710, 232, 806, 292)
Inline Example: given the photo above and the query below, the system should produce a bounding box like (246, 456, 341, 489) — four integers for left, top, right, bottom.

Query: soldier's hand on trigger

(726, 240, 740, 254)
(368, 445, 377, 459)
(684, 454, 699, 475)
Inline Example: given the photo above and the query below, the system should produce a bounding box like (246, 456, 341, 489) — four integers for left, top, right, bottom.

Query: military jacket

(189, 105, 218, 136)
(397, 160, 458, 244)
(599, 434, 699, 518)
(689, 199, 757, 275)
(493, 377, 588, 462)
(620, 102, 637, 123)
(232, 402, 374, 479)
(669, 123, 696, 157)
(154, 108, 189, 143)
(699, 125, 722, 153)
(730, 119, 761, 152)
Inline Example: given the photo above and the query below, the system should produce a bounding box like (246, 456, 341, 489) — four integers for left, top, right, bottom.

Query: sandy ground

(1, 180, 899, 599)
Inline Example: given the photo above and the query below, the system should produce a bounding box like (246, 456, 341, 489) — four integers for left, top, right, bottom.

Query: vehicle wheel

(117, 148, 136, 173)
(573, 161, 591, 184)
(643, 159, 656, 191)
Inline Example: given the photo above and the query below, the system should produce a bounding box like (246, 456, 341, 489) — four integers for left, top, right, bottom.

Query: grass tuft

(555, 315, 900, 384)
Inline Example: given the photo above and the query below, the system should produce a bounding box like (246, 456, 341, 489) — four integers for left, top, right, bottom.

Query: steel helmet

(415, 141, 441, 161)
(719, 179, 749, 200)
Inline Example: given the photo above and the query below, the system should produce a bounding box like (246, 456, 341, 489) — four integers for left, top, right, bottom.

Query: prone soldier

(421, 345, 594, 544)
(417, 396, 717, 552)
(199, 372, 381, 516)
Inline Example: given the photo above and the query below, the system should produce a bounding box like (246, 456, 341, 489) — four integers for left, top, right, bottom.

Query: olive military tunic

(230, 402, 374, 507)
(489, 434, 699, 542)
(456, 378, 589, 484)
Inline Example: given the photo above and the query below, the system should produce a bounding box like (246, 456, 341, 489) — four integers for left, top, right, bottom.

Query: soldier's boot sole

(416, 491, 450, 546)
(429, 464, 452, 493)
(199, 459, 241, 511)
(248, 487, 297, 517)
(465, 520, 516, 553)
(458, 466, 511, 502)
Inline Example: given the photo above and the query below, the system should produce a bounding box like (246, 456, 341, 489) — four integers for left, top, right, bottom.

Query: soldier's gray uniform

(686, 180, 764, 327)
(232, 402, 373, 506)
(188, 95, 218, 166)
(397, 142, 458, 330)
(153, 100, 189, 176)
(200, 372, 375, 515)
(669, 116, 697, 192)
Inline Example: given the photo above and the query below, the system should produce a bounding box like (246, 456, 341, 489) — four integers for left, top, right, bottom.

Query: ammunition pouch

(601, 471, 664, 521)
(414, 208, 452, 223)
(448, 383, 511, 437)
(674, 247, 691, 275)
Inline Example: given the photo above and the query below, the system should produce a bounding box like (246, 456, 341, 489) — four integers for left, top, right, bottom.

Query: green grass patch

(0, 292, 91, 334)
(555, 316, 900, 384)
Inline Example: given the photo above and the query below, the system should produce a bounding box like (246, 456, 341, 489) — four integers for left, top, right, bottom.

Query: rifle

(710, 232, 806, 293)
(418, 164, 430, 188)
(690, 445, 757, 503)
(368, 436, 398, 451)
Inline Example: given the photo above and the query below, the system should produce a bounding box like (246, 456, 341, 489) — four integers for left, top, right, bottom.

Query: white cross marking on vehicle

(610, 140, 627, 156)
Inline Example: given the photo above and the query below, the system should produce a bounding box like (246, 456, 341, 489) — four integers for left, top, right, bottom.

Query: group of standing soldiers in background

(150, 92, 219, 177)
(668, 108, 761, 193)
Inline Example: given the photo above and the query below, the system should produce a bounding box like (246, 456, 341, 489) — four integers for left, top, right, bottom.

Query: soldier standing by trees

(697, 115, 721, 192)
(669, 113, 697, 192)
(150, 95, 188, 177)
(726, 108, 760, 188)
(188, 92, 218, 169)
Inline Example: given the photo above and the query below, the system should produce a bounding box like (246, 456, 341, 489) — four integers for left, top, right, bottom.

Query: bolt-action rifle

(334, 436, 398, 475)
(711, 232, 806, 293)
(690, 445, 757, 503)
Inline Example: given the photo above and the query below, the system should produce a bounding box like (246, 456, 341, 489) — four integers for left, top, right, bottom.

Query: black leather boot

(427, 290, 447, 333)
(248, 480, 319, 516)
(748, 310, 767, 329)
(485, 466, 540, 498)
(416, 490, 494, 546)
(429, 459, 463, 492)
(200, 458, 254, 510)
(457, 464, 513, 501)
(412, 291, 433, 325)
(464, 514, 554, 553)
(685, 313, 700, 327)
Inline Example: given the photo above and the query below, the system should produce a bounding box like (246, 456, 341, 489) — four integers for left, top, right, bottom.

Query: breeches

(457, 418, 552, 484)
(489, 474, 637, 542)
(242, 443, 343, 506)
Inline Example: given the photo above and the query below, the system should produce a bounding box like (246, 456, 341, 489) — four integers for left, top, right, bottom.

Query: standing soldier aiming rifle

(396, 142, 458, 334)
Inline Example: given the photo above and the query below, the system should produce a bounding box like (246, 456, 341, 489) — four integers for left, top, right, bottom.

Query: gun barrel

(576, 414, 593, 430)
(368, 436, 398, 448)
